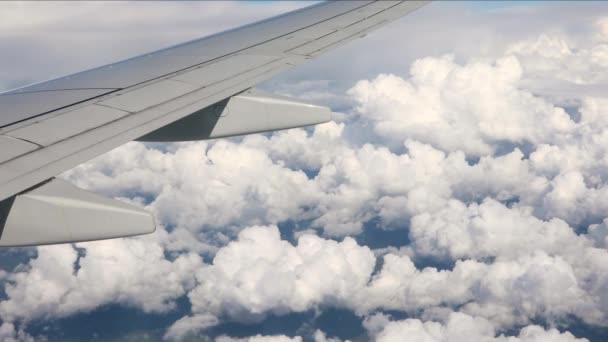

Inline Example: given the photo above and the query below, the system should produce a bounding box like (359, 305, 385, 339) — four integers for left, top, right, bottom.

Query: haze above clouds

(1, 1, 608, 341)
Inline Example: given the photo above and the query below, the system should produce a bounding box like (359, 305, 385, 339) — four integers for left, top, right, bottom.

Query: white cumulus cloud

(0, 234, 203, 323)
(367, 312, 588, 342)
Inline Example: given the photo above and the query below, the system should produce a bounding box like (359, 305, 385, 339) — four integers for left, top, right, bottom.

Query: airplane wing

(0, 1, 429, 246)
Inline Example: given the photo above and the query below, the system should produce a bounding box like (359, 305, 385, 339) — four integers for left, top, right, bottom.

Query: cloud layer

(1, 2, 608, 341)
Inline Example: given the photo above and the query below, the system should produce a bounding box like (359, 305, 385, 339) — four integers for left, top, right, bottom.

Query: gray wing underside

(0, 1, 429, 246)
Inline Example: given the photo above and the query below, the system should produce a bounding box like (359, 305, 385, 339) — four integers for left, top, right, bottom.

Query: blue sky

(2, 1, 608, 341)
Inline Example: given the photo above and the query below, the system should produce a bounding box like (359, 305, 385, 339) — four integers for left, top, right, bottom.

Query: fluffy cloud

(313, 330, 344, 342)
(0, 323, 34, 342)
(348, 54, 575, 156)
(367, 312, 588, 342)
(589, 219, 608, 248)
(160, 226, 608, 338)
(216, 335, 302, 342)
(364, 252, 606, 328)
(0, 233, 203, 323)
(508, 33, 608, 86)
(409, 198, 586, 260)
(165, 226, 374, 340)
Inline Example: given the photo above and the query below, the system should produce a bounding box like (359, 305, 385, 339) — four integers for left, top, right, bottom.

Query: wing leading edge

(0, 1, 430, 246)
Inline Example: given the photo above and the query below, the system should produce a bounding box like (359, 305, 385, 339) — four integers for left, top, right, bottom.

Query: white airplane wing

(0, 1, 429, 246)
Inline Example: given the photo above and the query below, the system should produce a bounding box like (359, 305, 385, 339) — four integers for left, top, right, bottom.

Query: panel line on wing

(284, 1, 403, 54)
(308, 19, 390, 57)
(0, 88, 121, 129)
(0, 88, 121, 96)
(170, 55, 282, 87)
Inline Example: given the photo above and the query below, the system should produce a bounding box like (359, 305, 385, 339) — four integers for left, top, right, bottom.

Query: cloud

(0, 233, 203, 323)
(216, 335, 302, 342)
(161, 225, 607, 338)
(588, 219, 608, 249)
(408, 198, 586, 260)
(0, 323, 34, 342)
(363, 252, 605, 328)
(508, 33, 608, 86)
(312, 330, 344, 342)
(367, 312, 588, 342)
(348, 54, 575, 156)
(164, 226, 374, 340)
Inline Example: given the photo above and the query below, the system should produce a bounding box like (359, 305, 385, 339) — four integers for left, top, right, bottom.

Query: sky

(1, 1, 608, 341)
